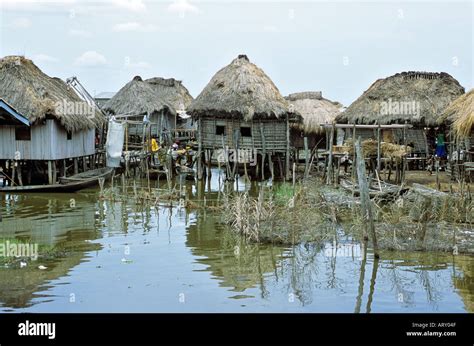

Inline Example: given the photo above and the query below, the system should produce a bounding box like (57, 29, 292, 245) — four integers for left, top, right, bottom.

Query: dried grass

(336, 71, 464, 126)
(188, 55, 301, 122)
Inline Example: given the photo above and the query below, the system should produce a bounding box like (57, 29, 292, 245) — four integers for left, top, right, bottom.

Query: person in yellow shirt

(151, 138, 159, 152)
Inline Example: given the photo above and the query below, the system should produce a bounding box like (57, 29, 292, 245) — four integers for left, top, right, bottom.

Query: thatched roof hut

(104, 76, 193, 117)
(336, 71, 465, 126)
(286, 91, 343, 134)
(0, 55, 104, 132)
(188, 54, 301, 122)
(441, 88, 474, 139)
(145, 77, 193, 112)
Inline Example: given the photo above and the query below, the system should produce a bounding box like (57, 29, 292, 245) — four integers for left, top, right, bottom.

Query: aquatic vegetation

(221, 182, 335, 244)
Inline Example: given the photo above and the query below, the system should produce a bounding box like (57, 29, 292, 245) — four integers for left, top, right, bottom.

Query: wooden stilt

(304, 136, 309, 180)
(52, 161, 57, 184)
(268, 153, 274, 181)
(327, 123, 335, 185)
(285, 114, 290, 180)
(48, 160, 53, 185)
(355, 137, 379, 258)
(17, 161, 23, 186)
(74, 158, 79, 175)
(376, 123, 381, 173)
(11, 161, 16, 185)
(27, 162, 32, 185)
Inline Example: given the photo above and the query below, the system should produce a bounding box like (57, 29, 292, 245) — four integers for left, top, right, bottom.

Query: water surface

(0, 174, 472, 313)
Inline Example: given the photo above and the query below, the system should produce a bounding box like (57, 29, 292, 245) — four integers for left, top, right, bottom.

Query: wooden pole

(304, 136, 309, 180)
(47, 160, 53, 185)
(197, 118, 203, 180)
(285, 114, 290, 180)
(268, 153, 274, 181)
(17, 161, 23, 186)
(326, 123, 335, 185)
(402, 123, 407, 184)
(11, 161, 16, 185)
(52, 160, 57, 184)
(377, 123, 381, 173)
(352, 124, 356, 181)
(260, 123, 266, 181)
(292, 161, 296, 193)
(355, 137, 379, 258)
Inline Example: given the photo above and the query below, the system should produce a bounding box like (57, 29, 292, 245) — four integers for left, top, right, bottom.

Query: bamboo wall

(200, 118, 287, 152)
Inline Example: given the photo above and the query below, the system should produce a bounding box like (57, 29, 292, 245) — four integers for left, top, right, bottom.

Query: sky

(0, 0, 472, 106)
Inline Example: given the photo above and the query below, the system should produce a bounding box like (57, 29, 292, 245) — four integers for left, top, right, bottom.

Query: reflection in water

(0, 193, 101, 309)
(0, 175, 473, 312)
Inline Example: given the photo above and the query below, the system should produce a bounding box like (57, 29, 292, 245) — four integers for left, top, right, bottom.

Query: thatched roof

(104, 76, 193, 117)
(0, 56, 104, 132)
(188, 55, 301, 122)
(145, 77, 193, 112)
(336, 71, 465, 126)
(440, 88, 474, 138)
(286, 91, 343, 134)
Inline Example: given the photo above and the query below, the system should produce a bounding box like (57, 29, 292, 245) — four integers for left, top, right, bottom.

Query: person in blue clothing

(435, 133, 447, 170)
(435, 134, 447, 158)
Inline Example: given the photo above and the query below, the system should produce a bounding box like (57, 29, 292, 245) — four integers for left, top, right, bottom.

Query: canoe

(0, 167, 114, 193)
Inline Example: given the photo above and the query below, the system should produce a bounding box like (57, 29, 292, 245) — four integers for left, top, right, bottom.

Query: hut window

(15, 126, 31, 141)
(216, 125, 226, 135)
(67, 131, 72, 140)
(240, 126, 252, 137)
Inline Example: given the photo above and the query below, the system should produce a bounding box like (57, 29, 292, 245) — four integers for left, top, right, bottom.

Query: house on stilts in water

(285, 91, 343, 156)
(0, 56, 104, 187)
(103, 76, 194, 146)
(441, 88, 474, 165)
(187, 54, 302, 180)
(335, 71, 465, 157)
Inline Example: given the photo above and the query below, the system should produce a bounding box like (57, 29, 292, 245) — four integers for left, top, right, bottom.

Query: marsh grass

(222, 182, 336, 244)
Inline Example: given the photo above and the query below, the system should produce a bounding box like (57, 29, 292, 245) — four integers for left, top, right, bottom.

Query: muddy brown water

(0, 171, 472, 312)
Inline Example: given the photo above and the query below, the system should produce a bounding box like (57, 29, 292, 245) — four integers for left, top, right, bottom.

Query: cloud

(9, 17, 32, 29)
(109, 0, 146, 12)
(112, 22, 157, 32)
(167, 0, 199, 15)
(69, 29, 92, 38)
(33, 54, 59, 63)
(74, 51, 107, 67)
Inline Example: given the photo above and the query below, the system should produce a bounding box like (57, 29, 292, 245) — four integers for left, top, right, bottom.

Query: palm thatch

(440, 88, 474, 139)
(145, 77, 193, 112)
(104, 76, 173, 117)
(104, 76, 193, 117)
(0, 55, 104, 132)
(188, 55, 301, 122)
(286, 91, 343, 134)
(336, 71, 465, 126)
